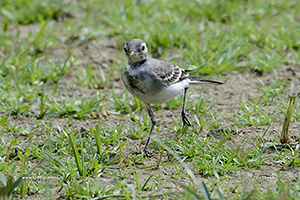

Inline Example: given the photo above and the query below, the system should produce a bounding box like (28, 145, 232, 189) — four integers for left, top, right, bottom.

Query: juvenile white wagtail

(122, 39, 223, 156)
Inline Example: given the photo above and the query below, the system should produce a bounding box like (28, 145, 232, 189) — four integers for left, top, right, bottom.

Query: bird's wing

(147, 58, 193, 85)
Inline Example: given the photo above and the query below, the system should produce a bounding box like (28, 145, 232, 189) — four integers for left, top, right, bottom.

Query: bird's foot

(142, 147, 152, 157)
(182, 111, 193, 128)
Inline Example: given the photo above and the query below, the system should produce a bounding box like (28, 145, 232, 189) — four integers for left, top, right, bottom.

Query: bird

(121, 39, 223, 157)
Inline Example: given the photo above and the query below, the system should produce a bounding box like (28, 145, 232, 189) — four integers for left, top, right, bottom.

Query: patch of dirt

(2, 22, 300, 198)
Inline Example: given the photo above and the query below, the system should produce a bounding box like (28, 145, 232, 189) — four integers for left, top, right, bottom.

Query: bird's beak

(130, 51, 136, 56)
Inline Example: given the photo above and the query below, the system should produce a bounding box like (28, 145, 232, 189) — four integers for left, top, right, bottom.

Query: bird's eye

(141, 45, 145, 51)
(124, 48, 127, 52)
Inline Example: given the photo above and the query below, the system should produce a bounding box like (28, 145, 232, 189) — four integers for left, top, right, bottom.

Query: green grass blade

(67, 129, 83, 176)
(0, 116, 8, 126)
(141, 174, 153, 191)
(280, 84, 296, 144)
(94, 125, 102, 156)
(0, 171, 7, 187)
(127, 158, 141, 191)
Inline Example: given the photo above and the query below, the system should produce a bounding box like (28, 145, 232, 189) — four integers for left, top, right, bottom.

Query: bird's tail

(189, 77, 224, 84)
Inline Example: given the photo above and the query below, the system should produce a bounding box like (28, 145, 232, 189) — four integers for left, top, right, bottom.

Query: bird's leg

(182, 87, 192, 127)
(143, 105, 156, 157)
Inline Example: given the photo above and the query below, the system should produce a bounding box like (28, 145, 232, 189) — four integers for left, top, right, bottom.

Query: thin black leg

(143, 105, 156, 157)
(182, 87, 192, 127)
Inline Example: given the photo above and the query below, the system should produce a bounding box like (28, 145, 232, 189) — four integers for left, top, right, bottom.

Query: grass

(0, 0, 300, 199)
(0, 0, 71, 24)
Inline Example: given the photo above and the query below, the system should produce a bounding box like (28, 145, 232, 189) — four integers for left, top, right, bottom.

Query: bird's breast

(122, 68, 145, 93)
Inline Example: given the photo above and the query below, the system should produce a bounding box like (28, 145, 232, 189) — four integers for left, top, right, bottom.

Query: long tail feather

(189, 77, 224, 84)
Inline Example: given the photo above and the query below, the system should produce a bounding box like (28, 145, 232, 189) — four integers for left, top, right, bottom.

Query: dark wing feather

(158, 65, 190, 85)
(147, 58, 193, 85)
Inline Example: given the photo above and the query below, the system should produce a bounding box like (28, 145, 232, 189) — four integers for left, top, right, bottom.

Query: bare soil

(2, 24, 300, 199)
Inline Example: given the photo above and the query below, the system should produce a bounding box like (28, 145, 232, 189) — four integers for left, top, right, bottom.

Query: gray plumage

(121, 39, 223, 156)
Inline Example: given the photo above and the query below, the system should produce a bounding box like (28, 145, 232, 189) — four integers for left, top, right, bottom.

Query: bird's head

(124, 39, 148, 64)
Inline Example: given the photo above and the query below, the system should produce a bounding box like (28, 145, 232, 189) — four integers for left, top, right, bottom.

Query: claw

(182, 111, 193, 127)
(142, 147, 152, 157)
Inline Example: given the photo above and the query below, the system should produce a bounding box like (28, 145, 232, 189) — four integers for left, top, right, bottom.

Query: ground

(1, 0, 300, 199)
